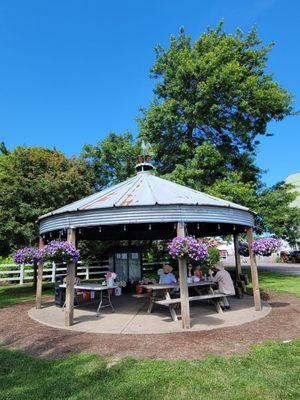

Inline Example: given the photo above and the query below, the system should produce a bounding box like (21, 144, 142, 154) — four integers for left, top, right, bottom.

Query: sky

(0, 0, 299, 186)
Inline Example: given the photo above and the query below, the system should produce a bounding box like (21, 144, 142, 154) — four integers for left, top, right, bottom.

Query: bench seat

(155, 293, 226, 306)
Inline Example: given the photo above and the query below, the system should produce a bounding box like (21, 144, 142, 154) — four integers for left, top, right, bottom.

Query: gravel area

(0, 292, 299, 360)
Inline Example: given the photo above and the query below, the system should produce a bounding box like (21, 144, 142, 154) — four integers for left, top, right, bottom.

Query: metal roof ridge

(113, 173, 143, 207)
(149, 174, 249, 210)
(144, 173, 159, 204)
(80, 174, 138, 210)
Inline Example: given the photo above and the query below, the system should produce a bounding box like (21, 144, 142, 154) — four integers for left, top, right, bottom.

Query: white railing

(0, 261, 109, 284)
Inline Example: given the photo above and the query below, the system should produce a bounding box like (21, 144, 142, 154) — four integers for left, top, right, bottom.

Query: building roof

(39, 171, 249, 220)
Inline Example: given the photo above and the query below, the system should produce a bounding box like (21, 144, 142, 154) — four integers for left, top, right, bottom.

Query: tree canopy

(0, 147, 93, 255)
(138, 23, 293, 181)
(80, 132, 139, 190)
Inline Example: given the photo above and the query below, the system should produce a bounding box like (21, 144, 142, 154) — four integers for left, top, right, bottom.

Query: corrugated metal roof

(39, 171, 249, 220)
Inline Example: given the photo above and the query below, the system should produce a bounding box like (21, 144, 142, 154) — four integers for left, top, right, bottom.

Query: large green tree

(138, 23, 293, 181)
(0, 146, 93, 255)
(81, 132, 139, 189)
(135, 23, 298, 243)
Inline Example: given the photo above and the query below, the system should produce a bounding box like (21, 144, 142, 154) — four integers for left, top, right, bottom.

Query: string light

(233, 225, 236, 231)
(99, 226, 102, 232)
(197, 223, 200, 230)
(218, 224, 221, 230)
(124, 225, 127, 231)
(148, 224, 152, 230)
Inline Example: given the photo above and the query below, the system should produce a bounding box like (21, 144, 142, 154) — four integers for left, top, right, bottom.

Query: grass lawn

(248, 271, 300, 298)
(0, 340, 300, 400)
(0, 283, 54, 308)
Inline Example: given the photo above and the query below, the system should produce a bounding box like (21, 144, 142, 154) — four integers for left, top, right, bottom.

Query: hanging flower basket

(167, 236, 208, 261)
(41, 241, 80, 264)
(239, 238, 282, 257)
(238, 242, 250, 257)
(251, 238, 282, 256)
(13, 247, 42, 265)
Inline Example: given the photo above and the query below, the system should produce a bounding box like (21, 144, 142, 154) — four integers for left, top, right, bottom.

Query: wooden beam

(35, 236, 45, 309)
(177, 222, 190, 329)
(246, 227, 262, 311)
(33, 260, 38, 290)
(233, 233, 242, 276)
(65, 228, 76, 326)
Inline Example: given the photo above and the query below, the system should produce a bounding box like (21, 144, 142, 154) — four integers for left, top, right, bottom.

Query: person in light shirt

(157, 264, 177, 284)
(208, 261, 235, 309)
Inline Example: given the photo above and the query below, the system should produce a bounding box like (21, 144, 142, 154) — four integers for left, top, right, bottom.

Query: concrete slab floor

(28, 294, 271, 335)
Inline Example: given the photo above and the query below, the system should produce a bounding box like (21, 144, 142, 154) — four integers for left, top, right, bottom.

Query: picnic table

(141, 281, 226, 322)
(59, 283, 118, 315)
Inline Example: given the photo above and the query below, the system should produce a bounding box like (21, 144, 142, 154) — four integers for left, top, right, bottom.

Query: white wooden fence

(0, 261, 109, 284)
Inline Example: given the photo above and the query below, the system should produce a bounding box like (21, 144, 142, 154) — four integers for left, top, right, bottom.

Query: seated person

(193, 266, 205, 281)
(208, 262, 235, 309)
(158, 264, 177, 284)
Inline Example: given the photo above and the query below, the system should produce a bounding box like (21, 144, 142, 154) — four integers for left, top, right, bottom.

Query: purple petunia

(13, 247, 42, 265)
(251, 238, 282, 256)
(167, 236, 208, 261)
(239, 238, 282, 257)
(238, 242, 250, 257)
(41, 241, 80, 263)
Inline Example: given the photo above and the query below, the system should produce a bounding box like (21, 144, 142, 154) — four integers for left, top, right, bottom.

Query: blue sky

(0, 0, 299, 186)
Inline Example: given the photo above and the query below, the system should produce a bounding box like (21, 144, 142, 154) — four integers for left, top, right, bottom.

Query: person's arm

(208, 270, 221, 283)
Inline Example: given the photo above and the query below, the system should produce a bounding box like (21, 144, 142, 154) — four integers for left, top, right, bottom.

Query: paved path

(244, 263, 300, 275)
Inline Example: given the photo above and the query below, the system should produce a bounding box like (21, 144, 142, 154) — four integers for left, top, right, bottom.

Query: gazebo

(36, 157, 261, 329)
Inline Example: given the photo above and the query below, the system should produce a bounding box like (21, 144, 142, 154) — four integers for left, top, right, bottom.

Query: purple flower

(13, 247, 42, 265)
(41, 241, 80, 263)
(238, 242, 249, 257)
(239, 238, 281, 257)
(167, 236, 208, 261)
(251, 238, 282, 256)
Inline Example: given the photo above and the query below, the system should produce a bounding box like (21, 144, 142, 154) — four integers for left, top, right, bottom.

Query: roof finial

(136, 141, 154, 173)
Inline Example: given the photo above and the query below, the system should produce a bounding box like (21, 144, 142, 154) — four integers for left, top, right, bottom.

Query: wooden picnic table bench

(141, 281, 225, 322)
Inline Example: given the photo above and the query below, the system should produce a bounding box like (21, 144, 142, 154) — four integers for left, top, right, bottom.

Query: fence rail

(0, 261, 109, 284)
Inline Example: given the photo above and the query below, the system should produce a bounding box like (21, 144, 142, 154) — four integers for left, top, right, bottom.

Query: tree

(258, 183, 300, 245)
(0, 147, 93, 255)
(0, 142, 9, 155)
(80, 132, 140, 189)
(207, 175, 300, 243)
(138, 23, 293, 181)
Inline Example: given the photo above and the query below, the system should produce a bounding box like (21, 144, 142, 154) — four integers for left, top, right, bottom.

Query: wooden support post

(65, 228, 76, 326)
(20, 264, 24, 284)
(33, 260, 38, 290)
(35, 236, 45, 309)
(233, 233, 242, 277)
(51, 262, 56, 283)
(247, 227, 262, 311)
(177, 222, 190, 329)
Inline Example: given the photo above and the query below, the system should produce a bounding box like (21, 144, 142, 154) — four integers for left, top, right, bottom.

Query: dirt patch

(0, 292, 299, 360)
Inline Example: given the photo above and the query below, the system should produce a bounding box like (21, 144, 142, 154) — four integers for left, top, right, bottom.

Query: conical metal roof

(40, 171, 249, 220)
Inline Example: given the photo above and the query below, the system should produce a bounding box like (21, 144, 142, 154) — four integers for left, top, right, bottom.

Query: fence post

(51, 262, 56, 283)
(20, 264, 24, 285)
(86, 266, 89, 280)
